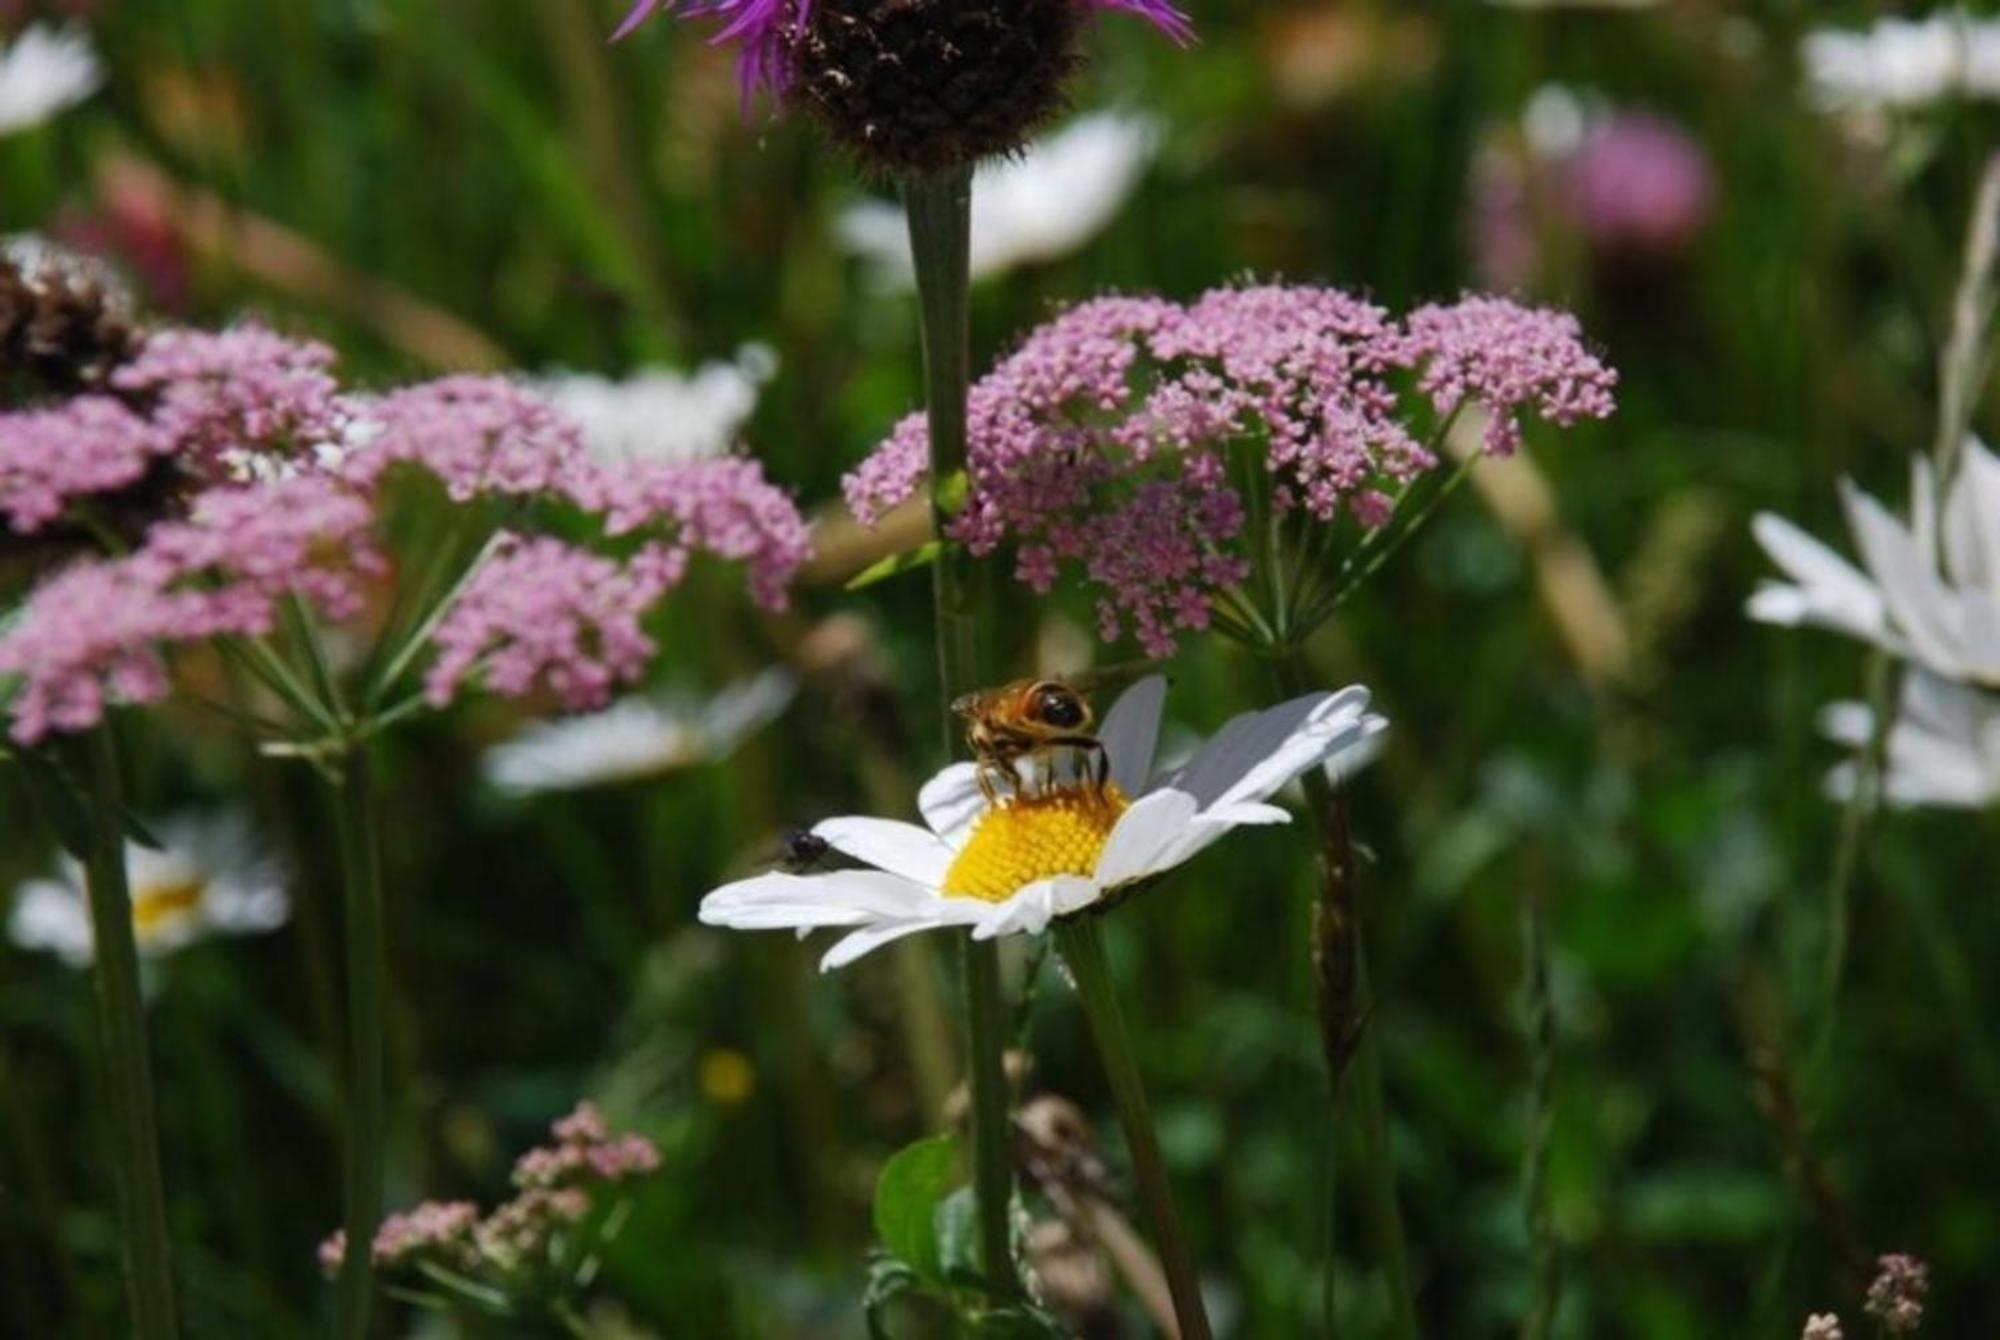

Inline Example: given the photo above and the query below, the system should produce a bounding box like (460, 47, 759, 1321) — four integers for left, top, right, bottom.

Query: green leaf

(872, 1133, 961, 1284)
(935, 469, 970, 516)
(967, 1302, 1070, 1338)
(846, 541, 944, 591)
(861, 1254, 927, 1340)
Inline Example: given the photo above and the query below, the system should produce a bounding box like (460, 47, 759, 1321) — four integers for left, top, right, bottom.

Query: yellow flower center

(942, 783, 1129, 903)
(131, 880, 203, 942)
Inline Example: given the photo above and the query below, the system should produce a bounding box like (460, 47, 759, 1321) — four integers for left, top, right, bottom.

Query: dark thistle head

(614, 0, 1191, 175)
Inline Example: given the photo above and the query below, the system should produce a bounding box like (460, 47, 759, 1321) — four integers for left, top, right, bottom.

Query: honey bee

(953, 677, 1109, 802)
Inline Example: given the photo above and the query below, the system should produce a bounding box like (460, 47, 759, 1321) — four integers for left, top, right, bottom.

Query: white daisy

(0, 23, 100, 137)
(1820, 668, 2000, 810)
(9, 813, 290, 969)
(482, 669, 796, 796)
(699, 677, 1387, 970)
(1802, 11, 2000, 111)
(1749, 440, 2000, 688)
(533, 345, 775, 468)
(836, 112, 1159, 290)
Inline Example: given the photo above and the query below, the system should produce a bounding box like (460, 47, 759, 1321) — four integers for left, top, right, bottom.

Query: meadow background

(2, 0, 1997, 1335)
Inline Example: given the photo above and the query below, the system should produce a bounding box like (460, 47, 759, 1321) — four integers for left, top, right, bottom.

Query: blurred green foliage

(3, 0, 1998, 1335)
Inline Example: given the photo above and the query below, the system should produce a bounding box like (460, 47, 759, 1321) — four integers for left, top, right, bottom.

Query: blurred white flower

(0, 23, 101, 136)
(701, 677, 1385, 969)
(9, 813, 290, 969)
(533, 344, 775, 467)
(837, 113, 1158, 289)
(1803, 11, 2000, 110)
(1821, 669, 2000, 810)
(482, 669, 796, 796)
(1749, 440, 2000, 688)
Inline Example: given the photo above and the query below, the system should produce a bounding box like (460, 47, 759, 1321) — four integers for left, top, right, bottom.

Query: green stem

(904, 165, 1015, 1289)
(1053, 916, 1212, 1340)
(1271, 651, 1419, 1340)
(1808, 650, 1892, 1095)
(80, 727, 180, 1340)
(332, 743, 388, 1340)
(1519, 878, 1559, 1340)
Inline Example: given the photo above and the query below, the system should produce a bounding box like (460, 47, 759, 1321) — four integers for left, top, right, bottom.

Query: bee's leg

(1002, 754, 1027, 800)
(975, 762, 999, 806)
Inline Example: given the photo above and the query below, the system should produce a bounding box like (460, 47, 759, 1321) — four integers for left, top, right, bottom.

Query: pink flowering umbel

(318, 1102, 660, 1323)
(844, 283, 1616, 656)
(0, 324, 808, 748)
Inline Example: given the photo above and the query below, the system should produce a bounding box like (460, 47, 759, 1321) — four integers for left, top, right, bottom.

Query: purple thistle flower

(846, 283, 1614, 655)
(0, 396, 169, 534)
(614, 0, 1190, 107)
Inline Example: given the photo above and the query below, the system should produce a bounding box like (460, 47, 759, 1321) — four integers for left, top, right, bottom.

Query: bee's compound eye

(1032, 684, 1086, 728)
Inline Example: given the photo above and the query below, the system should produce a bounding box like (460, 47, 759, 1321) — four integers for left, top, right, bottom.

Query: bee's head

(1027, 680, 1089, 730)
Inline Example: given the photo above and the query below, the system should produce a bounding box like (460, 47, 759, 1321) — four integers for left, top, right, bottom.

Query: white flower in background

(700, 677, 1386, 969)
(1749, 441, 2000, 687)
(1802, 11, 2000, 110)
(8, 813, 290, 969)
(533, 344, 775, 467)
(0, 23, 101, 136)
(837, 113, 1159, 290)
(1821, 669, 2000, 810)
(483, 669, 796, 796)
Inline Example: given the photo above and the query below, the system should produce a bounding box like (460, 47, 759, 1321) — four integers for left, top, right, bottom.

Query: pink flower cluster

(422, 535, 676, 711)
(317, 1101, 660, 1281)
(1864, 1253, 1929, 1336)
(0, 332, 808, 741)
(342, 375, 590, 503)
(1404, 297, 1618, 456)
(845, 283, 1615, 655)
(110, 323, 345, 475)
(0, 480, 384, 744)
(0, 397, 169, 534)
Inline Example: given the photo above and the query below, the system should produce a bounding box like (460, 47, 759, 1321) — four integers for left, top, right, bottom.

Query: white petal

(1841, 481, 1966, 675)
(819, 918, 946, 971)
(1093, 789, 1199, 886)
(1204, 688, 1382, 813)
(700, 869, 937, 930)
(1748, 512, 1886, 638)
(971, 876, 1101, 939)
(1099, 674, 1168, 795)
(811, 816, 953, 887)
(1172, 692, 1335, 808)
(919, 762, 988, 846)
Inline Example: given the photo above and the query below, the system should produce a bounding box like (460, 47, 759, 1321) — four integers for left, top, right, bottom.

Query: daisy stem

(1054, 915, 1212, 1340)
(331, 740, 388, 1340)
(80, 725, 180, 1340)
(904, 164, 1015, 1291)
(1271, 650, 1419, 1340)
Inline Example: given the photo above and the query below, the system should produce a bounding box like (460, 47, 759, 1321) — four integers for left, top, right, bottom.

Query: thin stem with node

(331, 741, 389, 1340)
(903, 163, 1016, 1292)
(1053, 914, 1212, 1340)
(80, 725, 180, 1340)
(1270, 650, 1419, 1340)
(1519, 872, 1559, 1340)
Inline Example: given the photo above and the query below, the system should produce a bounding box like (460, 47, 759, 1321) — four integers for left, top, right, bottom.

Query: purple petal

(610, 0, 668, 42)
(1093, 0, 1196, 46)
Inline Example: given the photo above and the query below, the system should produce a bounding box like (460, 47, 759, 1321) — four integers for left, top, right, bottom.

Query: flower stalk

(332, 740, 388, 1340)
(1273, 650, 1419, 1340)
(80, 724, 180, 1340)
(1053, 914, 1212, 1340)
(903, 164, 1015, 1290)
